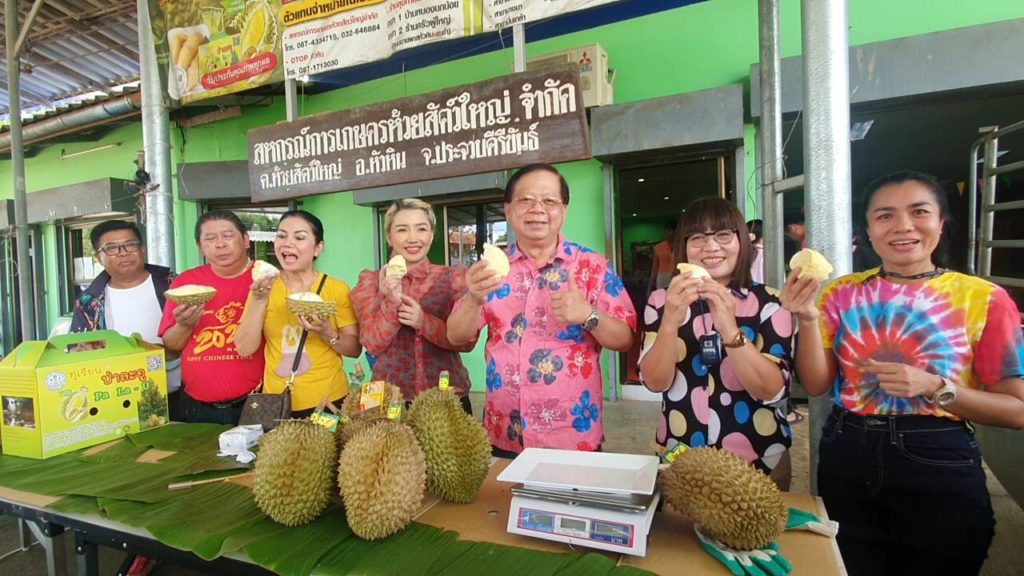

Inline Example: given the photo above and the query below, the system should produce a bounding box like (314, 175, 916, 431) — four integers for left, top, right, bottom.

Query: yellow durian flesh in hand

(289, 291, 324, 303)
(481, 244, 510, 278)
(386, 254, 408, 278)
(676, 262, 711, 280)
(252, 260, 278, 281)
(789, 248, 833, 281)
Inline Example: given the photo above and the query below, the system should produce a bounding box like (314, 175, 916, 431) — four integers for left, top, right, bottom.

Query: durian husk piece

(286, 292, 336, 320)
(789, 248, 834, 281)
(252, 419, 338, 527)
(676, 262, 711, 280)
(481, 243, 510, 278)
(659, 447, 787, 550)
(165, 284, 217, 307)
(338, 420, 426, 540)
(407, 388, 490, 503)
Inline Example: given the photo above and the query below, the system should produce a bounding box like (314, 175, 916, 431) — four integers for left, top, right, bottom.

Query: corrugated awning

(0, 0, 139, 124)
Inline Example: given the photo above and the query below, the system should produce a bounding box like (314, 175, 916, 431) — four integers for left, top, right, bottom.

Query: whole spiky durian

(407, 388, 490, 503)
(252, 419, 337, 526)
(335, 416, 383, 453)
(338, 421, 426, 540)
(660, 447, 787, 550)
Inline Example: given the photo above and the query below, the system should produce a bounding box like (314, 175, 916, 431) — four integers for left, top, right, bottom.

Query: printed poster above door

(280, 0, 618, 79)
(148, 0, 286, 104)
(246, 66, 591, 202)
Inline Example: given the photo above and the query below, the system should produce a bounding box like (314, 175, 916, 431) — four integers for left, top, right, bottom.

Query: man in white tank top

(71, 220, 178, 410)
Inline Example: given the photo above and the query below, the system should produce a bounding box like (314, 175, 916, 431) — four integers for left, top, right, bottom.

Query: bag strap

(286, 274, 330, 389)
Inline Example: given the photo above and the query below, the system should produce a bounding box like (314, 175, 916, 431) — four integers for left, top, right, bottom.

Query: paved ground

(1, 393, 1021, 575)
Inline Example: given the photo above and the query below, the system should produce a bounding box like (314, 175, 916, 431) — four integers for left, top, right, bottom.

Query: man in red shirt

(159, 210, 265, 424)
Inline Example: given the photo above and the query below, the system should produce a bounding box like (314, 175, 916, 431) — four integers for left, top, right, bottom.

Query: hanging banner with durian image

(148, 0, 285, 104)
(279, 0, 618, 80)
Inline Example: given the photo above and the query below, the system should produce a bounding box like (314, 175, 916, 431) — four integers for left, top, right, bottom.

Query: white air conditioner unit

(527, 43, 614, 108)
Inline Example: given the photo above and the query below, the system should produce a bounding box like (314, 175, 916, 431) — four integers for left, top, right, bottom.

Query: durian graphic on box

(61, 387, 89, 423)
(137, 380, 168, 430)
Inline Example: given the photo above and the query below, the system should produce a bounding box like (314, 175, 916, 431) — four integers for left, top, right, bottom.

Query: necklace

(878, 267, 946, 281)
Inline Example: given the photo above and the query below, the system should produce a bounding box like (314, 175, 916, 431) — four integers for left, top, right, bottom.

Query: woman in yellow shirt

(236, 210, 361, 416)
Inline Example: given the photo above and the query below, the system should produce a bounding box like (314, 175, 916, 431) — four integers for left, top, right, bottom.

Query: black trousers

(180, 391, 245, 426)
(818, 407, 994, 576)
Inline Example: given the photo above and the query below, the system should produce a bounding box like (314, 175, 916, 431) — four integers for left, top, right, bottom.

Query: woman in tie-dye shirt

(782, 171, 1024, 576)
(639, 198, 794, 489)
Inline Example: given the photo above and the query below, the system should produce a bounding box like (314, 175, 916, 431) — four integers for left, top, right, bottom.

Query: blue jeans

(818, 407, 994, 576)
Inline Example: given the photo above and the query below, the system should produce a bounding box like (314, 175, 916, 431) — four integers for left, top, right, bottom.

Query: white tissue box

(219, 425, 263, 453)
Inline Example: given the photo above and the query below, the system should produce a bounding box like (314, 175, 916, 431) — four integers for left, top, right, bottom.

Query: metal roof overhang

(26, 177, 135, 224)
(590, 84, 746, 161)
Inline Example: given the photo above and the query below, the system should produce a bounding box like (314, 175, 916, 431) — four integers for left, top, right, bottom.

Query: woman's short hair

(674, 197, 754, 290)
(384, 198, 436, 233)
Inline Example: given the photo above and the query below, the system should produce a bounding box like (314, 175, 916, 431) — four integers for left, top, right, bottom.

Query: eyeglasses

(97, 240, 142, 255)
(514, 196, 564, 210)
(686, 229, 737, 248)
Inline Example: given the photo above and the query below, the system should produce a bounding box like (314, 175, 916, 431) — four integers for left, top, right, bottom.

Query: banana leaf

(78, 439, 151, 464)
(116, 483, 271, 561)
(426, 541, 606, 576)
(243, 506, 352, 576)
(314, 522, 459, 576)
(128, 423, 232, 451)
(157, 436, 251, 474)
(50, 494, 102, 515)
(0, 455, 187, 502)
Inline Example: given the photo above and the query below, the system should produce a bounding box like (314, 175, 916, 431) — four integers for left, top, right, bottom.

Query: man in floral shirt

(449, 164, 636, 456)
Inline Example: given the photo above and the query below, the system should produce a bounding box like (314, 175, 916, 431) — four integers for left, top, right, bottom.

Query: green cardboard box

(0, 330, 169, 459)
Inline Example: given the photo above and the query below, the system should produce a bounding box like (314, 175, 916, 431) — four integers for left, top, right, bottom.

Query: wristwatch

(722, 331, 748, 348)
(582, 307, 600, 332)
(931, 377, 958, 407)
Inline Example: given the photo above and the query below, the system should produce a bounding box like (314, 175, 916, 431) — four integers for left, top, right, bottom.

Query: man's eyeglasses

(686, 229, 737, 248)
(97, 240, 142, 255)
(514, 196, 564, 210)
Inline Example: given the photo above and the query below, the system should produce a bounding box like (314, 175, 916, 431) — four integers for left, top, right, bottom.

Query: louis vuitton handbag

(239, 275, 327, 431)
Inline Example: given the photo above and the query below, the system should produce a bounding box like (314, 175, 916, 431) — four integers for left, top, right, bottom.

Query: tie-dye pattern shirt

(454, 237, 637, 453)
(819, 269, 1024, 417)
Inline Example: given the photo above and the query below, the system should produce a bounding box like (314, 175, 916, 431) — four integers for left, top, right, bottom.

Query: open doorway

(616, 155, 733, 391)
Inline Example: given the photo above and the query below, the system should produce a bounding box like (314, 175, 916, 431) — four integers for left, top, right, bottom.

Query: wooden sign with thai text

(247, 65, 591, 202)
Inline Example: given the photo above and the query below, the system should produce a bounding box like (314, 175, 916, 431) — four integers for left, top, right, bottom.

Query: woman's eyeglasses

(686, 229, 737, 248)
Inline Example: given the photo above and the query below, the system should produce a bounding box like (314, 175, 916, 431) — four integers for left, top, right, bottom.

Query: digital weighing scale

(496, 448, 661, 556)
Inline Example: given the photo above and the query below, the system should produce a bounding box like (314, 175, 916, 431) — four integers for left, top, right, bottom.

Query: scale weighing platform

(496, 448, 661, 556)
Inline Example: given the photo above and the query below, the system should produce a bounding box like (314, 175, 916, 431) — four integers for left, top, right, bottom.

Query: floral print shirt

(820, 270, 1024, 417)
(639, 284, 794, 473)
(350, 263, 474, 401)
(454, 237, 637, 453)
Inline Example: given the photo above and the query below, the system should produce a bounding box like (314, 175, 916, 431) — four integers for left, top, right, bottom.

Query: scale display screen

(518, 508, 633, 547)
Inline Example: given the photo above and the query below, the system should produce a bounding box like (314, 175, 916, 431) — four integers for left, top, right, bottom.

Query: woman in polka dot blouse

(638, 197, 795, 489)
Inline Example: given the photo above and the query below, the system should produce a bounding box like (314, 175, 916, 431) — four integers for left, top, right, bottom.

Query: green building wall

(2, 0, 1023, 391)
